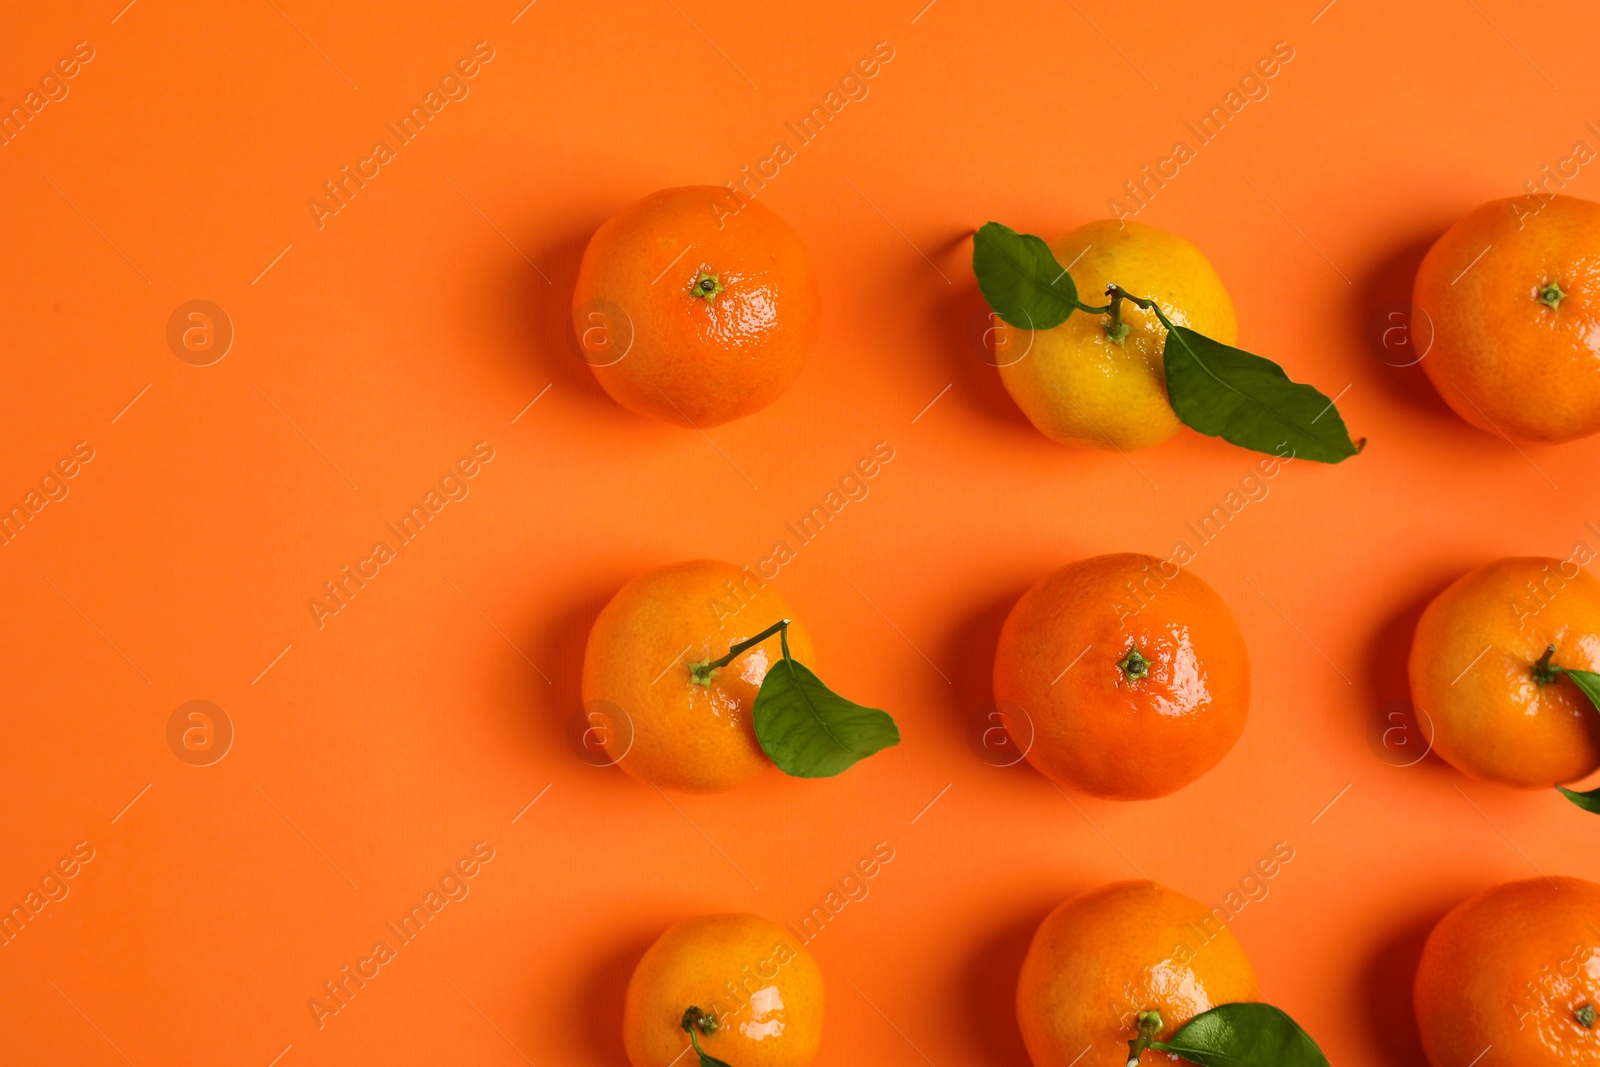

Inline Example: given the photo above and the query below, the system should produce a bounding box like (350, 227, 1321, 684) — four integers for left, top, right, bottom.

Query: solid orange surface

(2, 2, 1599, 1065)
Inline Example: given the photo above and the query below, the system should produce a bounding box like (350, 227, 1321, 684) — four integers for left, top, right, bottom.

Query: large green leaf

(1157, 1003, 1329, 1067)
(753, 659, 899, 777)
(1162, 321, 1361, 464)
(971, 222, 1079, 330)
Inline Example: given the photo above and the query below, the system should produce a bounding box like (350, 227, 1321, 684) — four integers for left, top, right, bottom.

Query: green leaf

(1559, 784, 1600, 813)
(971, 222, 1079, 330)
(1161, 320, 1361, 464)
(1157, 1003, 1329, 1067)
(754, 658, 900, 777)
(1559, 667, 1600, 711)
(691, 1049, 733, 1067)
(1556, 669, 1600, 813)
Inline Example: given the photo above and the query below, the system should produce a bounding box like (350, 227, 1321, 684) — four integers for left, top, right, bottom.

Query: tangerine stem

(1084, 285, 1162, 343)
(1119, 645, 1151, 681)
(1533, 643, 1560, 687)
(1125, 1009, 1164, 1066)
(681, 1007, 725, 1066)
(691, 271, 725, 303)
(1104, 288, 1131, 345)
(681, 1005, 720, 1037)
(689, 619, 791, 686)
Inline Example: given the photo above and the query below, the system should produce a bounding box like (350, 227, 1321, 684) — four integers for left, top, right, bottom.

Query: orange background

(3, 1, 1599, 1064)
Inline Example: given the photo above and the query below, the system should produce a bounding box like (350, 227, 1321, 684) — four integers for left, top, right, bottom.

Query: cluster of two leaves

(973, 222, 1361, 464)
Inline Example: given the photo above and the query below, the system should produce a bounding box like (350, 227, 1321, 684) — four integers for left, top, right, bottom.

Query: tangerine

(994, 220, 1237, 451)
(1415, 876, 1600, 1066)
(624, 913, 825, 1067)
(1413, 195, 1600, 442)
(993, 553, 1250, 799)
(1408, 556, 1600, 787)
(1017, 880, 1258, 1067)
(581, 560, 814, 792)
(573, 186, 820, 427)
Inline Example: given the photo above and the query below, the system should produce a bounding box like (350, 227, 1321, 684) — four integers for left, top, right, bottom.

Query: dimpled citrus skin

(995, 219, 1237, 451)
(1408, 557, 1600, 788)
(624, 914, 825, 1067)
(572, 186, 820, 427)
(1415, 877, 1600, 1067)
(1414, 195, 1600, 443)
(1017, 882, 1259, 1067)
(994, 553, 1250, 800)
(582, 560, 815, 792)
